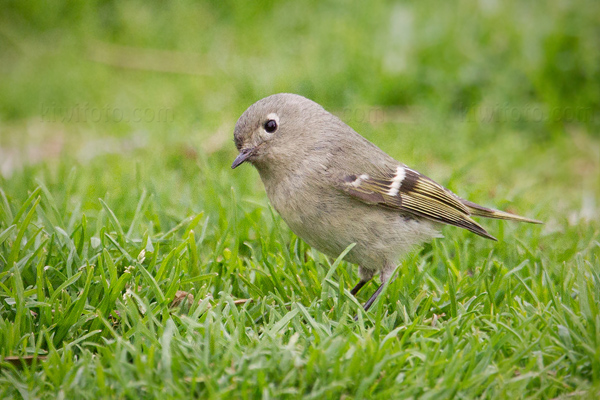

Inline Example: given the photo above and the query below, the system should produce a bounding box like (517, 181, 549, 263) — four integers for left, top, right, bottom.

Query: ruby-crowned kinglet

(232, 93, 541, 313)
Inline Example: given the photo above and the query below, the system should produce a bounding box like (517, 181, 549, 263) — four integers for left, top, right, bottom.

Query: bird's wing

(337, 165, 498, 240)
(460, 199, 543, 224)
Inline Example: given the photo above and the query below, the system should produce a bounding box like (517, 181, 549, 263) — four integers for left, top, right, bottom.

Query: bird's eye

(264, 119, 278, 133)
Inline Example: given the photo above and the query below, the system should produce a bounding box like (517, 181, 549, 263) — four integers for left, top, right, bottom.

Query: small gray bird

(232, 93, 541, 313)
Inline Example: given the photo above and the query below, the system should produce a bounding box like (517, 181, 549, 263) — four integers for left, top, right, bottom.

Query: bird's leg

(333, 278, 368, 315)
(353, 285, 383, 320)
(350, 279, 368, 296)
(354, 263, 397, 320)
(362, 284, 384, 311)
(331, 267, 373, 314)
(351, 266, 374, 296)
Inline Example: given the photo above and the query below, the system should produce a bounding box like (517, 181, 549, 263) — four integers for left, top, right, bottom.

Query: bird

(231, 93, 542, 313)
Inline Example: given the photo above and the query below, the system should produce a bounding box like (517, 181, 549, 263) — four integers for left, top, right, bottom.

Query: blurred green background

(1, 0, 599, 397)
(1, 0, 598, 220)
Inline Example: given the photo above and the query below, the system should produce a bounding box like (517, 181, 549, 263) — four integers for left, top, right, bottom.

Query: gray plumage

(232, 93, 541, 311)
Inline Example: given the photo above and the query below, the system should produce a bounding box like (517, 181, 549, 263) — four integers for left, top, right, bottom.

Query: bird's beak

(231, 148, 254, 169)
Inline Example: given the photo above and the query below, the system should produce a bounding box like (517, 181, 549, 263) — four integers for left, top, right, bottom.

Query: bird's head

(231, 93, 333, 171)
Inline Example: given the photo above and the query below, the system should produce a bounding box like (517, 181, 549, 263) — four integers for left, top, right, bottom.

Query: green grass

(1, 0, 599, 398)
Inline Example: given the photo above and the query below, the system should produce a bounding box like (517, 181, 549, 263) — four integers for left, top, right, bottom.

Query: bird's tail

(461, 199, 543, 224)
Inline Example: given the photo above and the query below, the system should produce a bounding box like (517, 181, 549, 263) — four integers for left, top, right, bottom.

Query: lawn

(0, 1, 599, 398)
